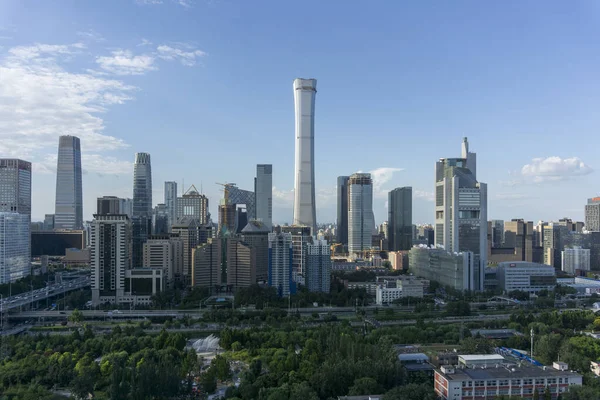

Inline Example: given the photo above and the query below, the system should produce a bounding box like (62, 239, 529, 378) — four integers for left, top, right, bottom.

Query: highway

(0, 276, 90, 312)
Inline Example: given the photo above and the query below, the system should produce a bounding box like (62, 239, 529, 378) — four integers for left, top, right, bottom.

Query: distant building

(255, 164, 273, 229)
(281, 225, 312, 283)
(191, 238, 222, 288)
(152, 203, 169, 234)
(348, 173, 375, 254)
(226, 238, 256, 290)
(543, 223, 570, 269)
(0, 213, 30, 283)
(490, 220, 504, 248)
(268, 232, 295, 297)
(54, 136, 83, 230)
(124, 268, 164, 306)
(31, 230, 86, 256)
(375, 277, 426, 304)
(409, 246, 476, 292)
(496, 261, 556, 293)
(132, 152, 153, 269)
(388, 187, 412, 251)
(388, 251, 408, 271)
(561, 247, 590, 275)
(177, 185, 209, 225)
(241, 220, 270, 283)
(336, 176, 350, 246)
(586, 197, 600, 232)
(44, 214, 55, 231)
(164, 181, 178, 230)
(306, 238, 331, 293)
(171, 217, 199, 284)
(143, 235, 183, 287)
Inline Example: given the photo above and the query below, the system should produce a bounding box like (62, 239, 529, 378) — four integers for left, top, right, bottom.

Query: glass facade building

(0, 213, 30, 283)
(348, 173, 375, 254)
(132, 152, 152, 268)
(388, 187, 412, 251)
(336, 176, 349, 246)
(255, 164, 273, 229)
(54, 135, 83, 230)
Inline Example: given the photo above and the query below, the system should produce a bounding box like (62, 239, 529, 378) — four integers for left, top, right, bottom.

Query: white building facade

(496, 261, 556, 294)
(0, 213, 30, 283)
(561, 247, 590, 275)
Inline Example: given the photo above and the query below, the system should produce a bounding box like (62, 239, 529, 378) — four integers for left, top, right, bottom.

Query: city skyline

(1, 1, 599, 225)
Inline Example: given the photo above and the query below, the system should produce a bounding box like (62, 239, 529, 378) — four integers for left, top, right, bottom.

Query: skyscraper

(348, 173, 375, 254)
(143, 234, 183, 288)
(54, 135, 83, 230)
(241, 220, 270, 283)
(255, 164, 273, 229)
(586, 197, 600, 232)
(132, 152, 152, 268)
(153, 203, 169, 234)
(176, 185, 208, 225)
(306, 238, 331, 293)
(164, 181, 178, 229)
(293, 78, 317, 235)
(0, 158, 32, 284)
(172, 217, 199, 284)
(434, 137, 487, 291)
(336, 176, 349, 246)
(388, 187, 412, 251)
(268, 232, 295, 297)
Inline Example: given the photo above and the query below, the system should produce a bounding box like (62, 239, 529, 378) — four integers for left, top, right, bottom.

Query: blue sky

(1, 0, 599, 225)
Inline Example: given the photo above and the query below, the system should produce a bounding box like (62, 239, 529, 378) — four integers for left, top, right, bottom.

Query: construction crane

(215, 182, 236, 204)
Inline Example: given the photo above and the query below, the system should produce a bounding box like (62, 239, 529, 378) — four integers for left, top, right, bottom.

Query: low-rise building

(398, 353, 434, 375)
(496, 261, 556, 294)
(434, 355, 582, 400)
(561, 247, 590, 275)
(409, 246, 477, 291)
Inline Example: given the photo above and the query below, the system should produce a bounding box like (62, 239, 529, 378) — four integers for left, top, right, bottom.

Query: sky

(1, 0, 599, 226)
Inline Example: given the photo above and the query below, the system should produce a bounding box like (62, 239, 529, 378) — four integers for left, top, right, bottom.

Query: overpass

(1, 276, 90, 312)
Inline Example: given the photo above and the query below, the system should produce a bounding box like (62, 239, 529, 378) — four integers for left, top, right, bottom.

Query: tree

(211, 354, 231, 381)
(383, 383, 436, 400)
(69, 308, 83, 325)
(200, 369, 217, 394)
(348, 377, 383, 396)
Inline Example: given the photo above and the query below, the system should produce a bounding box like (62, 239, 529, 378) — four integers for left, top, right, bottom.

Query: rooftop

(438, 363, 581, 381)
(399, 353, 430, 362)
(459, 354, 505, 363)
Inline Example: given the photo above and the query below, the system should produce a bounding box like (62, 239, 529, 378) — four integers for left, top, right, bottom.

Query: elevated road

(1, 276, 90, 312)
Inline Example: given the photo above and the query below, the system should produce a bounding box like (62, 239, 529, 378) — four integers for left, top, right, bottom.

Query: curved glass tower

(54, 135, 83, 230)
(132, 152, 152, 267)
(293, 78, 317, 235)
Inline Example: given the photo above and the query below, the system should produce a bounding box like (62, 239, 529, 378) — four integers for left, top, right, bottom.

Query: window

(499, 380, 509, 386)
(475, 381, 484, 387)
(486, 380, 497, 386)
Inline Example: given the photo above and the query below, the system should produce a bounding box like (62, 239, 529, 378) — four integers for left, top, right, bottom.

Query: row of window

(465, 377, 567, 387)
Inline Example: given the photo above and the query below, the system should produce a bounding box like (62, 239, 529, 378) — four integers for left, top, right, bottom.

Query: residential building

(132, 152, 153, 268)
(227, 238, 256, 290)
(90, 214, 132, 306)
(388, 251, 408, 271)
(434, 355, 582, 400)
(561, 247, 590, 275)
(293, 78, 318, 235)
(164, 181, 178, 229)
(348, 173, 375, 254)
(306, 238, 331, 293)
(434, 137, 487, 290)
(31, 230, 86, 256)
(496, 261, 556, 293)
(241, 220, 270, 283)
(281, 225, 312, 283)
(54, 136, 83, 230)
(171, 217, 199, 284)
(268, 232, 295, 297)
(153, 203, 169, 234)
(255, 164, 273, 229)
(388, 187, 412, 251)
(0, 213, 30, 283)
(143, 234, 183, 287)
(409, 246, 476, 291)
(191, 238, 221, 288)
(336, 176, 350, 246)
(177, 185, 208, 225)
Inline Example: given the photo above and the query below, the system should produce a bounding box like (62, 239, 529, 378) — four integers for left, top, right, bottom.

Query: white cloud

(96, 50, 157, 75)
(135, 0, 163, 4)
(77, 29, 105, 42)
(273, 186, 294, 206)
(521, 156, 592, 183)
(414, 190, 434, 201)
(82, 154, 132, 175)
(8, 42, 84, 61)
(157, 44, 206, 66)
(138, 38, 153, 47)
(367, 167, 404, 199)
(174, 0, 194, 6)
(494, 193, 532, 200)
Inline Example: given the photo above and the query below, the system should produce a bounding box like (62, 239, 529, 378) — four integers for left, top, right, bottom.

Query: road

(0, 276, 90, 312)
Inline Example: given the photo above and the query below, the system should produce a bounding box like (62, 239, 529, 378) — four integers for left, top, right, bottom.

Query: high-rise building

(43, 214, 55, 231)
(225, 184, 255, 221)
(543, 223, 570, 269)
(268, 232, 295, 297)
(281, 225, 312, 283)
(96, 196, 133, 218)
(306, 238, 331, 293)
(227, 238, 256, 290)
(562, 247, 590, 275)
(503, 219, 534, 262)
(191, 238, 221, 288)
(388, 187, 412, 251)
(434, 138, 487, 291)
(0, 213, 30, 283)
(409, 246, 476, 292)
(164, 181, 178, 229)
(293, 78, 317, 235)
(171, 217, 199, 284)
(143, 234, 183, 287)
(586, 198, 600, 232)
(90, 214, 132, 305)
(336, 176, 349, 246)
(218, 202, 237, 235)
(348, 173, 375, 254)
(54, 136, 83, 230)
(241, 220, 270, 283)
(490, 220, 504, 248)
(255, 164, 273, 229)
(132, 152, 152, 268)
(177, 185, 208, 225)
(153, 204, 169, 235)
(0, 158, 32, 217)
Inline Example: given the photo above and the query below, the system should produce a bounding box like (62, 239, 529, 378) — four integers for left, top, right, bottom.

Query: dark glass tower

(388, 187, 412, 251)
(132, 152, 152, 267)
(336, 176, 349, 245)
(54, 135, 83, 229)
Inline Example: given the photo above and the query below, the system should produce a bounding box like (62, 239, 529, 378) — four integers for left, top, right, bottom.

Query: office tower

(171, 217, 199, 283)
(120, 198, 133, 218)
(132, 152, 152, 268)
(0, 213, 30, 284)
(490, 220, 504, 248)
(336, 176, 349, 245)
(176, 185, 208, 225)
(306, 238, 331, 293)
(153, 204, 169, 235)
(255, 164, 273, 229)
(561, 247, 590, 275)
(268, 232, 295, 297)
(90, 214, 132, 305)
(224, 184, 255, 220)
(502, 219, 534, 262)
(293, 78, 318, 235)
(388, 187, 412, 251)
(54, 136, 83, 230)
(236, 208, 248, 234)
(97, 196, 122, 215)
(218, 202, 237, 235)
(348, 173, 375, 254)
(0, 159, 32, 216)
(586, 198, 600, 232)
(281, 225, 312, 283)
(227, 238, 256, 290)
(543, 223, 569, 269)
(434, 137, 487, 291)
(143, 235, 183, 288)
(241, 221, 270, 283)
(164, 181, 178, 229)
(44, 214, 55, 231)
(192, 238, 221, 288)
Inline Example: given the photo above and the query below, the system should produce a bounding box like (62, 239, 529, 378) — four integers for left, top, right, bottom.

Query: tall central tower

(293, 78, 317, 235)
(54, 135, 83, 230)
(132, 152, 152, 267)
